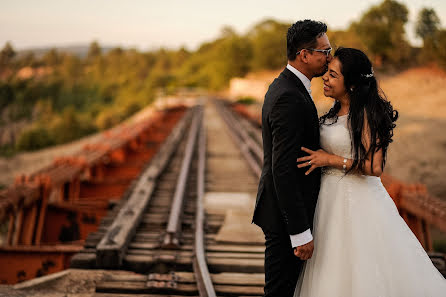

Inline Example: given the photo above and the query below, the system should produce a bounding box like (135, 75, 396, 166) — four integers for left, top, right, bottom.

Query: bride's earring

(350, 87, 354, 92)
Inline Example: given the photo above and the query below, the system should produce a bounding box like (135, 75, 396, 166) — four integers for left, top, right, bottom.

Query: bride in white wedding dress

(295, 48, 446, 297)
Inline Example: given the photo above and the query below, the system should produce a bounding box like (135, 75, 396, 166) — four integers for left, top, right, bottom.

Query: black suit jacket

(253, 67, 321, 236)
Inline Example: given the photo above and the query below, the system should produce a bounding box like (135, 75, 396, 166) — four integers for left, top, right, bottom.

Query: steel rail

(193, 117, 217, 297)
(220, 102, 263, 163)
(163, 106, 203, 248)
(214, 100, 261, 178)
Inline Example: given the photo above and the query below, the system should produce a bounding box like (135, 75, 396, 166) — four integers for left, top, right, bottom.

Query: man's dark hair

(287, 20, 327, 61)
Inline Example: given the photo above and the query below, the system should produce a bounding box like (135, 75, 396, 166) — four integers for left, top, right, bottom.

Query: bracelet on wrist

(342, 158, 347, 172)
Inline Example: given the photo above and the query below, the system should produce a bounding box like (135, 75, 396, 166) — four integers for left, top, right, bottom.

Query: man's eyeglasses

(296, 48, 332, 57)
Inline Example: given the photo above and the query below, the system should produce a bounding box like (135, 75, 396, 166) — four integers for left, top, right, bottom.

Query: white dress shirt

(285, 64, 314, 248)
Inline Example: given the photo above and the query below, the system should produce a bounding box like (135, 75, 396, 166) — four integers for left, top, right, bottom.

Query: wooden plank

(207, 258, 264, 273)
(122, 254, 264, 273)
(104, 274, 147, 282)
(126, 250, 194, 258)
(134, 232, 215, 240)
(206, 244, 264, 253)
(96, 281, 198, 294)
(129, 242, 196, 251)
(206, 251, 264, 259)
(70, 252, 96, 269)
(94, 293, 198, 297)
(124, 254, 189, 264)
(96, 181, 156, 269)
(175, 272, 264, 286)
(126, 249, 262, 260)
(96, 280, 263, 296)
(128, 242, 161, 250)
(96, 279, 263, 296)
(214, 284, 264, 295)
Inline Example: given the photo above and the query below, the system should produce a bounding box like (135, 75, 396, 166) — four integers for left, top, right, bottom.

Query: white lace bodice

(319, 115, 353, 176)
(320, 115, 352, 159)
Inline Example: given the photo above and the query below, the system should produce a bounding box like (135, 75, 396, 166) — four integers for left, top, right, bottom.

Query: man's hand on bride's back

(294, 240, 314, 260)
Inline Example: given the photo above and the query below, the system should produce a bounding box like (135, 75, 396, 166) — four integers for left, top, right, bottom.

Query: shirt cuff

(290, 229, 313, 248)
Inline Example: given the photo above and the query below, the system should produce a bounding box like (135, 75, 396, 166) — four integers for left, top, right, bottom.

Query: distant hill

(16, 44, 116, 58)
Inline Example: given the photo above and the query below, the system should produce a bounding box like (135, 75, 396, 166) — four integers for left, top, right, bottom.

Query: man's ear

(300, 50, 309, 64)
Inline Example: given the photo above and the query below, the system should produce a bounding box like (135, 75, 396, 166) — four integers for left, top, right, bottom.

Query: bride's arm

(298, 114, 384, 177)
(325, 149, 383, 177)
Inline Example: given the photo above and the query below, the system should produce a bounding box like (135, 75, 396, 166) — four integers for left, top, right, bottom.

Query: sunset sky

(1, 0, 445, 50)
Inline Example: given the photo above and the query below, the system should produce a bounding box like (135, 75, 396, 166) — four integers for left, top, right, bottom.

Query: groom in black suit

(252, 20, 332, 297)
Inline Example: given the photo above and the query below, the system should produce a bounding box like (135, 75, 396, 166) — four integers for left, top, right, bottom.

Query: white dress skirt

(294, 115, 446, 297)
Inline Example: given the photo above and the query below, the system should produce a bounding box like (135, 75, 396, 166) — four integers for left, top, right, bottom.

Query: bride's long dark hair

(320, 48, 398, 174)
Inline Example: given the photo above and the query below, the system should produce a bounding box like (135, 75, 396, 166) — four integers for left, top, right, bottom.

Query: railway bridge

(0, 98, 445, 296)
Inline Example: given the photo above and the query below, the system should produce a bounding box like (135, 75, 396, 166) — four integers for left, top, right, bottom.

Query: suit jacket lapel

(281, 68, 319, 120)
(282, 67, 313, 104)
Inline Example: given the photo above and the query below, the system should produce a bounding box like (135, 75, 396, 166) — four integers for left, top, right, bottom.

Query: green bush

(0, 144, 17, 157)
(95, 107, 124, 130)
(433, 239, 446, 253)
(16, 125, 54, 151)
(49, 108, 96, 144)
(236, 96, 257, 105)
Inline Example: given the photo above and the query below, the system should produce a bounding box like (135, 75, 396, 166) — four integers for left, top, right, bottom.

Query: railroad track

(70, 101, 266, 296)
(67, 97, 446, 297)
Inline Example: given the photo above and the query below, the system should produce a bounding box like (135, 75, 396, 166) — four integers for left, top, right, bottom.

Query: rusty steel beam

(400, 189, 446, 234)
(0, 184, 40, 223)
(34, 187, 49, 245)
(0, 244, 83, 284)
(0, 105, 189, 285)
(21, 205, 38, 245)
(0, 106, 187, 228)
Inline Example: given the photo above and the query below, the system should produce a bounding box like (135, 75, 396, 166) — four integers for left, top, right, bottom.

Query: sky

(1, 0, 445, 51)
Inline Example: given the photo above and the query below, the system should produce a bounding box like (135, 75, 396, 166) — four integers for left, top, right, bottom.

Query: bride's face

(322, 58, 348, 100)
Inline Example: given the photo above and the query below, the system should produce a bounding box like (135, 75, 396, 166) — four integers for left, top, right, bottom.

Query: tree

(87, 40, 101, 62)
(435, 30, 446, 68)
(60, 54, 82, 82)
(17, 52, 37, 68)
(352, 0, 410, 67)
(16, 125, 54, 151)
(248, 19, 289, 70)
(42, 48, 61, 66)
(415, 8, 441, 42)
(327, 29, 366, 51)
(0, 42, 16, 66)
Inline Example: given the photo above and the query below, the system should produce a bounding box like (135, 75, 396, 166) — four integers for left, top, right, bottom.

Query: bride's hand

(297, 147, 331, 175)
